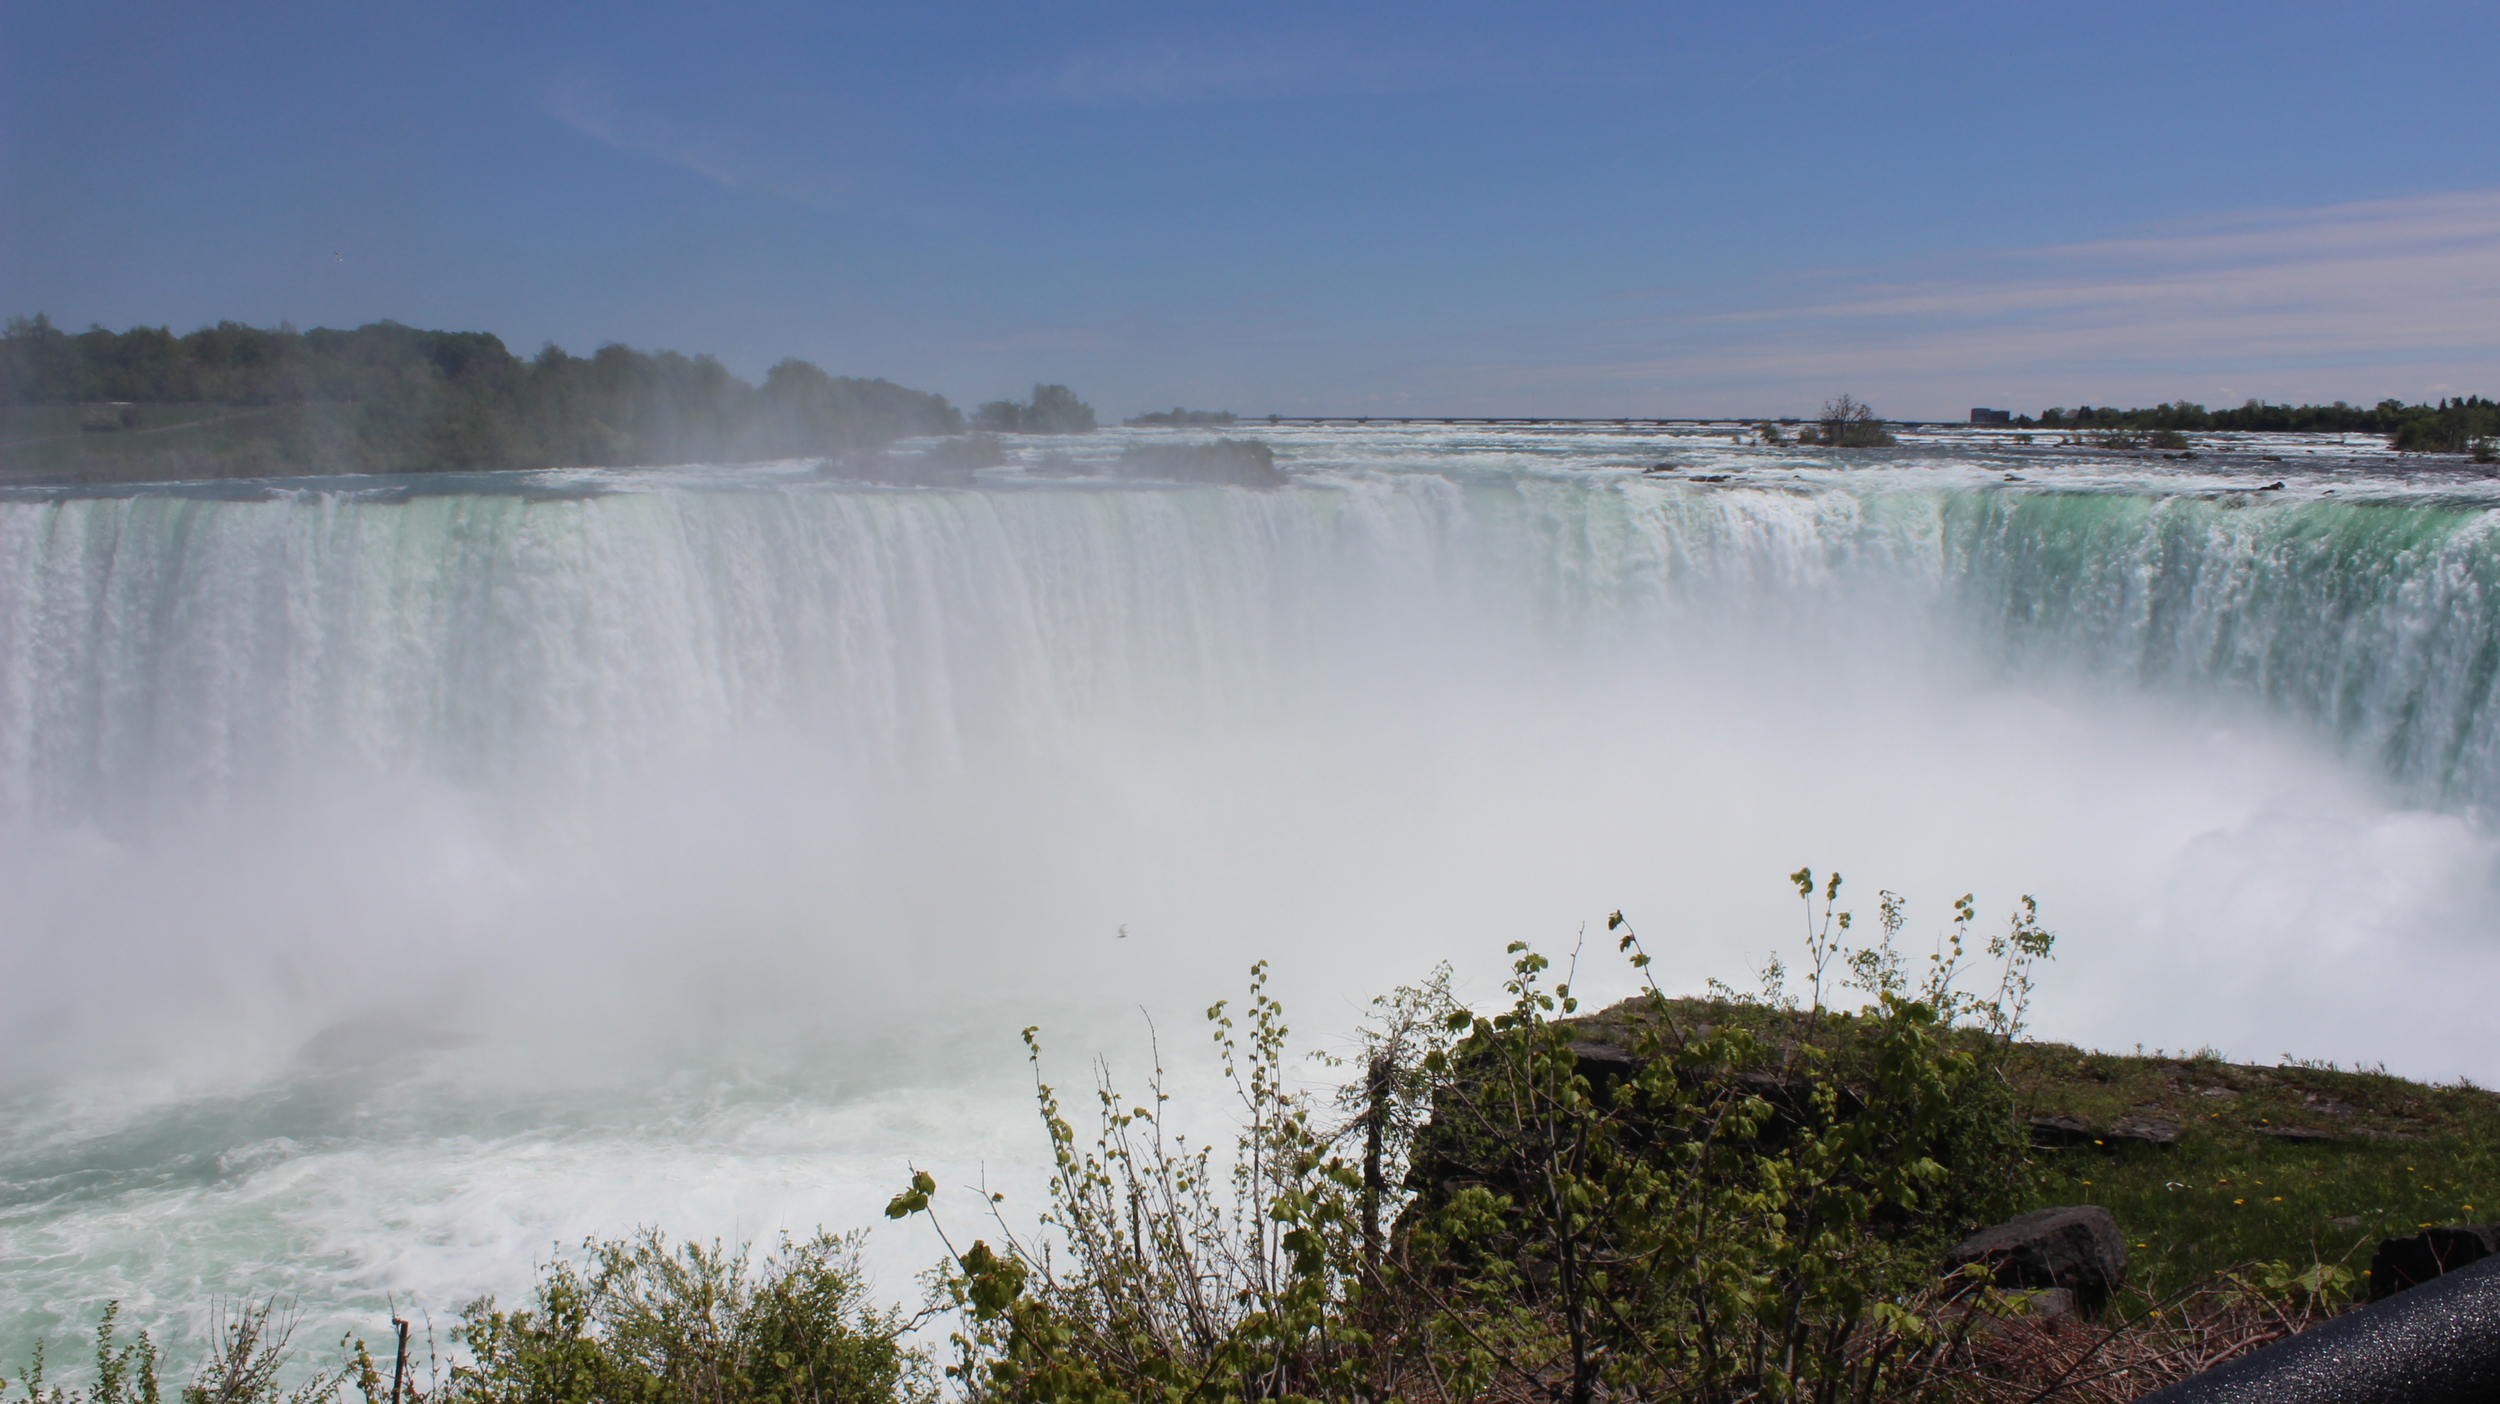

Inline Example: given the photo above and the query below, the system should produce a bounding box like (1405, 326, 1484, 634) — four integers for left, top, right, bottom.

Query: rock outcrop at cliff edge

(1116, 438, 1286, 487)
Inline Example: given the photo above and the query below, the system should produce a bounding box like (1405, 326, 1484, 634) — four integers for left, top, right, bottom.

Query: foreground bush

(26, 871, 2433, 1402)
(5, 1235, 932, 1404)
(6, 1299, 360, 1404)
(887, 872, 2095, 1402)
(450, 1230, 932, 1404)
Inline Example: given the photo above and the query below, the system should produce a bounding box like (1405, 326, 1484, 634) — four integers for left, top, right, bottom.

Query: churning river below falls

(7, 421, 2500, 1364)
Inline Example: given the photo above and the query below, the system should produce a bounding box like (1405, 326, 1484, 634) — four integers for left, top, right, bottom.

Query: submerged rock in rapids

(1115, 438, 1286, 488)
(295, 1010, 471, 1072)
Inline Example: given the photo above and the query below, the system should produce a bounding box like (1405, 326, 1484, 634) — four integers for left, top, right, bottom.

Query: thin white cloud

(1489, 190, 2500, 414)
(541, 66, 847, 209)
(956, 309, 1330, 358)
(1030, 36, 1482, 106)
(2016, 191, 2500, 273)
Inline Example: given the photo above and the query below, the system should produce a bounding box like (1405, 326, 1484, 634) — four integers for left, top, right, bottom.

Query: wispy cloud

(1027, 35, 1484, 106)
(1469, 190, 2500, 414)
(956, 308, 1331, 358)
(541, 65, 848, 209)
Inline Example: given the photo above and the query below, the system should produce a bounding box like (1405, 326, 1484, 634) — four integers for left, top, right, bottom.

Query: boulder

(2369, 1224, 2500, 1302)
(1944, 1205, 2127, 1313)
(1115, 438, 1286, 488)
(295, 1010, 470, 1072)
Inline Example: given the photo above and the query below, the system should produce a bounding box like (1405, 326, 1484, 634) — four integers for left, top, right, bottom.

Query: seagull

(1117, 924, 1128, 939)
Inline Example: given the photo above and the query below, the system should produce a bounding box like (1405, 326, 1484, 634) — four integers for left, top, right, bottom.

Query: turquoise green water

(6, 423, 2500, 1377)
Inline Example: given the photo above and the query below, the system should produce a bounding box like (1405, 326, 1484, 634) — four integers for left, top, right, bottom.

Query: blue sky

(5, 0, 2497, 419)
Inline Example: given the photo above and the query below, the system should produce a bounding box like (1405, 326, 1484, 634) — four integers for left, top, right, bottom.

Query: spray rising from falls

(4, 433, 2500, 1354)
(4, 459, 2500, 1066)
(13, 476, 2500, 814)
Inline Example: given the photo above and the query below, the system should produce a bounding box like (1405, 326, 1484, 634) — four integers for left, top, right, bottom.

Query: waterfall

(10, 475, 2500, 827)
(8, 444, 2500, 1363)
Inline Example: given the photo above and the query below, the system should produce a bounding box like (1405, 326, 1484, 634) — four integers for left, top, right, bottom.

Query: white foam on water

(7, 430, 2500, 1371)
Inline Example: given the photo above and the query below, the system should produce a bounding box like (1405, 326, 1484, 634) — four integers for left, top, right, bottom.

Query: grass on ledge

(2001, 1040, 2500, 1296)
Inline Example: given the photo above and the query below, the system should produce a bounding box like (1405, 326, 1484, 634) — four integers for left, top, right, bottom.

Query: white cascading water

(4, 425, 2498, 1368)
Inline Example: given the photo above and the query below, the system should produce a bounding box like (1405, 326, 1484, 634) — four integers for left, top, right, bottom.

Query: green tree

(972, 384, 1097, 434)
(1809, 394, 1897, 448)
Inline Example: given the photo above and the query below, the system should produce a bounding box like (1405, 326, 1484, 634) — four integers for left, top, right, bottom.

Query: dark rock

(2259, 1126, 2339, 1143)
(295, 1011, 469, 1072)
(820, 438, 994, 486)
(2108, 1115, 2179, 1147)
(2028, 1113, 2093, 1147)
(1115, 438, 1286, 488)
(1943, 1205, 2127, 1313)
(2261, 480, 2286, 490)
(2369, 1225, 2500, 1302)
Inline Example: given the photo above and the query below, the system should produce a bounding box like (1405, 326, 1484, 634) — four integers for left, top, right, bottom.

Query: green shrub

(890, 872, 2061, 1403)
(9, 1245, 928, 1404)
(4, 1300, 354, 1404)
(971, 386, 1095, 435)
(889, 962, 1377, 1402)
(1392, 874, 2048, 1403)
(450, 1230, 933, 1404)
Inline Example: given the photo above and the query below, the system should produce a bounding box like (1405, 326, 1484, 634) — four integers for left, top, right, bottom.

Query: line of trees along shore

(12, 313, 2496, 481)
(0, 314, 964, 475)
(2026, 397, 2498, 452)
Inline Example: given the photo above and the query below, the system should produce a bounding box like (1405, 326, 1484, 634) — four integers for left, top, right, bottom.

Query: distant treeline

(1127, 407, 1239, 427)
(971, 383, 1097, 434)
(2028, 397, 2497, 453)
(0, 314, 963, 473)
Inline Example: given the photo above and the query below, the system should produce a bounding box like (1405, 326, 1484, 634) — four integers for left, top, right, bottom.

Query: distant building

(1970, 408, 2013, 425)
